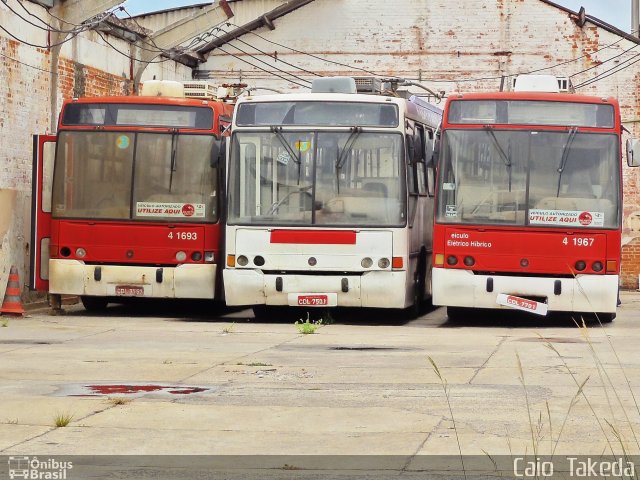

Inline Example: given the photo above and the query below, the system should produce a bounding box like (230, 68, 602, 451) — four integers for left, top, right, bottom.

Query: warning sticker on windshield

(529, 209, 604, 227)
(136, 202, 205, 218)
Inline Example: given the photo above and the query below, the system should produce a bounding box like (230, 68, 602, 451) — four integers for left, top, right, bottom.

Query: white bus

(223, 77, 442, 317)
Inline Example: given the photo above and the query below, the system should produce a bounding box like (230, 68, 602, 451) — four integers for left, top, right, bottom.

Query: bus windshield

(436, 129, 619, 228)
(228, 131, 405, 226)
(52, 131, 220, 222)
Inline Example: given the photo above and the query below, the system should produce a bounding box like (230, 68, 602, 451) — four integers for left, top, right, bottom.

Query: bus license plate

(115, 285, 144, 297)
(496, 293, 548, 316)
(289, 293, 337, 307)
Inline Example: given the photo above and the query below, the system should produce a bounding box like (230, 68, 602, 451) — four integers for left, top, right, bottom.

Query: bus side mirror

(211, 138, 227, 167)
(627, 139, 640, 167)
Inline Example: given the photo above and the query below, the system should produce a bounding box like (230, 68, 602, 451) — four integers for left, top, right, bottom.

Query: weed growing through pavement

(295, 312, 322, 334)
(1, 319, 8, 327)
(428, 356, 466, 479)
(108, 397, 131, 406)
(222, 322, 236, 334)
(53, 413, 73, 427)
(237, 362, 273, 367)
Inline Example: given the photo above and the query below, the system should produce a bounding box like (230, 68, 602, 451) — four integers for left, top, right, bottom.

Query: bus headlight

(446, 255, 458, 266)
(176, 251, 187, 262)
(378, 258, 390, 269)
(205, 251, 215, 263)
(463, 256, 475, 267)
(575, 260, 586, 271)
(361, 257, 373, 268)
(191, 252, 202, 262)
(237, 255, 249, 266)
(592, 261, 603, 272)
(75, 247, 87, 258)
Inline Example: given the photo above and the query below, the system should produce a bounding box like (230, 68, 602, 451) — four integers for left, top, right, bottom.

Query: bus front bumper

(223, 269, 409, 308)
(432, 267, 618, 314)
(49, 259, 217, 299)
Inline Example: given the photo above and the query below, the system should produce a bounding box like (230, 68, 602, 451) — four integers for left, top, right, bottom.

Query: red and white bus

(223, 77, 442, 316)
(31, 82, 233, 310)
(432, 75, 635, 321)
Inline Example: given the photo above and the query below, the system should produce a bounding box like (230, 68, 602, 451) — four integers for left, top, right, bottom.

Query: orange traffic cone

(0, 266, 24, 316)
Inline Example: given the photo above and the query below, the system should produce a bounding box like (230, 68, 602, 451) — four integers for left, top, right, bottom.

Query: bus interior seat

(363, 182, 388, 197)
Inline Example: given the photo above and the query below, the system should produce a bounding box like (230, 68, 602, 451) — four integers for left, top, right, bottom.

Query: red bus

(432, 75, 634, 322)
(31, 85, 232, 310)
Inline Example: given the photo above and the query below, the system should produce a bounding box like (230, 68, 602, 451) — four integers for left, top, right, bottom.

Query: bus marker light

(520, 258, 529, 268)
(76, 247, 87, 258)
(361, 257, 373, 268)
(575, 260, 586, 271)
(227, 255, 235, 267)
(434, 254, 444, 266)
(191, 252, 202, 261)
(378, 258, 390, 269)
(237, 255, 249, 266)
(176, 251, 187, 262)
(308, 257, 317, 266)
(592, 261, 603, 272)
(392, 257, 403, 269)
(205, 252, 215, 263)
(606, 260, 617, 273)
(446, 255, 457, 266)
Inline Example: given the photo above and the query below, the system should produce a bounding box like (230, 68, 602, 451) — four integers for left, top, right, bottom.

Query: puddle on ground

(55, 383, 217, 397)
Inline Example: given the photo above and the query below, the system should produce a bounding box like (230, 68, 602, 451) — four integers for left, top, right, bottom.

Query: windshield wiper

(169, 131, 178, 192)
(270, 126, 302, 184)
(483, 126, 512, 191)
(335, 126, 362, 193)
(556, 127, 578, 197)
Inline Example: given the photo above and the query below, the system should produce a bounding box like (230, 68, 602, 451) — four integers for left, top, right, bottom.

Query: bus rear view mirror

(627, 138, 640, 167)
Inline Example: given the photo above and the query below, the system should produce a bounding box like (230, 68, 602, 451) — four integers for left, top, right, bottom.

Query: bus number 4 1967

(562, 237, 594, 247)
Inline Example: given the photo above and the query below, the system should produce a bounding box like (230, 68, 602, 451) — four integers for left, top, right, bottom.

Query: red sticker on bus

(578, 212, 592, 226)
(182, 204, 195, 217)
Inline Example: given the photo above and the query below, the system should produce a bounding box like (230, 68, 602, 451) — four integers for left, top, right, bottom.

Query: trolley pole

(633, 0, 639, 37)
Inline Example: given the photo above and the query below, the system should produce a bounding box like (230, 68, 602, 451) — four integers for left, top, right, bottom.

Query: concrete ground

(0, 293, 639, 476)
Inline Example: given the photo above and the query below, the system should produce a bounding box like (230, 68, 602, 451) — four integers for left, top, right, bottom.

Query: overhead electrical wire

(208, 43, 311, 89)
(0, 50, 53, 73)
(218, 21, 380, 77)
(217, 21, 640, 87)
(574, 52, 640, 89)
(2, 2, 639, 91)
(207, 29, 312, 86)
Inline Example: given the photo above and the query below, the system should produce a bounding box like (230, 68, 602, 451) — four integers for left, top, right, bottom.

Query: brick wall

(621, 237, 640, 288)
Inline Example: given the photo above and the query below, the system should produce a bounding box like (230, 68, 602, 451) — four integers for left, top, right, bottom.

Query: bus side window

(406, 134, 419, 195)
(425, 129, 436, 197)
(415, 126, 427, 196)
